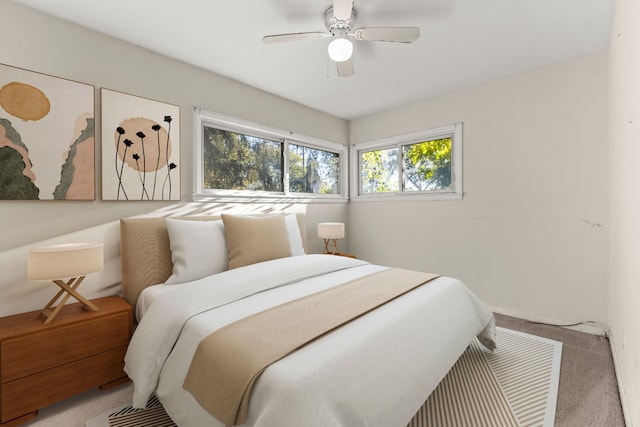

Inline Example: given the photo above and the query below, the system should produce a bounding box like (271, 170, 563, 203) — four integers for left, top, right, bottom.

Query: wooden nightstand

(0, 296, 132, 426)
(336, 253, 357, 259)
(324, 252, 357, 259)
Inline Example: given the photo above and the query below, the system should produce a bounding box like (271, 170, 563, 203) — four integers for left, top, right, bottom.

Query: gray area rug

(87, 327, 561, 427)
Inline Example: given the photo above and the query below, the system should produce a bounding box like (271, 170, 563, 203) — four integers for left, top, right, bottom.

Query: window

(195, 109, 347, 201)
(351, 123, 462, 200)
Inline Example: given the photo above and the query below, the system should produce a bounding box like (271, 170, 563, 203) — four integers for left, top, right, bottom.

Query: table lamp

(28, 242, 103, 324)
(317, 222, 345, 255)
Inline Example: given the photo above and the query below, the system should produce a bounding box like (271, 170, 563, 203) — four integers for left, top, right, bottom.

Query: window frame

(194, 108, 348, 202)
(350, 122, 463, 202)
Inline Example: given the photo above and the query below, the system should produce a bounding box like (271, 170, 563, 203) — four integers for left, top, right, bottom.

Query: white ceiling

(13, 0, 615, 120)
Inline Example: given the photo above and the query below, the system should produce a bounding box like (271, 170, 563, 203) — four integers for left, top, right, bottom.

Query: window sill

(350, 192, 463, 202)
(192, 192, 349, 204)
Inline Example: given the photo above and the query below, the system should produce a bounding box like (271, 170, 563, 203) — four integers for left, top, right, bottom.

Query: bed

(120, 213, 496, 427)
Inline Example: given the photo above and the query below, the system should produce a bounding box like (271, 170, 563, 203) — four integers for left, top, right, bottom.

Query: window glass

(289, 143, 340, 194)
(402, 137, 452, 191)
(360, 147, 399, 193)
(203, 126, 282, 192)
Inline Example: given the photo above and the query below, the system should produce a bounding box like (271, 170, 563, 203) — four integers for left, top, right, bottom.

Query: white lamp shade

(317, 222, 345, 239)
(327, 37, 353, 62)
(28, 242, 104, 280)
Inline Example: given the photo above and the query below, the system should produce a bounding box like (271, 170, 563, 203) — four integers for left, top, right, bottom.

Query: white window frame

(194, 108, 348, 203)
(350, 122, 463, 202)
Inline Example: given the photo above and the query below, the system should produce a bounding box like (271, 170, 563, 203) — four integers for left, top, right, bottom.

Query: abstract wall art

(101, 89, 180, 201)
(0, 63, 95, 200)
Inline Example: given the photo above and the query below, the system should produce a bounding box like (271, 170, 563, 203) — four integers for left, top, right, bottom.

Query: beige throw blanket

(182, 268, 440, 427)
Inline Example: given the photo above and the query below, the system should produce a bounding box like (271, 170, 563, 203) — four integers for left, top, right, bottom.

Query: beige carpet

(86, 327, 561, 427)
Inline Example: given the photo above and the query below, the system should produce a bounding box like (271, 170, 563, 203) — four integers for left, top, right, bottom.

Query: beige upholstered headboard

(119, 214, 308, 308)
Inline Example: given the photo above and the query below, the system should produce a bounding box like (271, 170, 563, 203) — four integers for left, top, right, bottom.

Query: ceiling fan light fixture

(328, 37, 353, 62)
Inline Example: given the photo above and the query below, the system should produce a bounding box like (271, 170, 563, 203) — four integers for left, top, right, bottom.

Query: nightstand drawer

(1, 346, 127, 423)
(0, 311, 130, 383)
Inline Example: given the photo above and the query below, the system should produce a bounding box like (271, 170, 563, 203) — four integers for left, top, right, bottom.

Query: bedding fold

(182, 268, 440, 426)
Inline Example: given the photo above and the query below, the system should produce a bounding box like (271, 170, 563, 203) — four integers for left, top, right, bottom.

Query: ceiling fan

(262, 0, 420, 77)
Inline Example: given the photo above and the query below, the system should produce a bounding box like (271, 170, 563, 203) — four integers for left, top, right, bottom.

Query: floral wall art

(0, 63, 95, 200)
(101, 89, 180, 201)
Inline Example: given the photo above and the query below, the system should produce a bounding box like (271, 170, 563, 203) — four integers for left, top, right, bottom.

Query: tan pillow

(222, 214, 293, 269)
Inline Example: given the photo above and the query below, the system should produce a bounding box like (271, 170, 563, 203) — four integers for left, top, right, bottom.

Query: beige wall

(609, 0, 640, 424)
(349, 52, 609, 326)
(0, 0, 349, 253)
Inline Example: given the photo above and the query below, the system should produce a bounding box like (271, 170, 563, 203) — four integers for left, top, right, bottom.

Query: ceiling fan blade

(353, 27, 420, 43)
(336, 57, 354, 77)
(333, 0, 354, 21)
(262, 32, 329, 44)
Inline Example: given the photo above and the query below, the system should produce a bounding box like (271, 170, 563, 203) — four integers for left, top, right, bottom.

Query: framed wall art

(101, 88, 180, 201)
(0, 63, 95, 200)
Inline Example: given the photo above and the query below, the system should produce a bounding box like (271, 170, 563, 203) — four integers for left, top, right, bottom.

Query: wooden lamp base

(39, 276, 99, 325)
(322, 238, 341, 255)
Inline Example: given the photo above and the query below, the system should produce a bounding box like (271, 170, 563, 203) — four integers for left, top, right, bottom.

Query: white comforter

(124, 255, 495, 427)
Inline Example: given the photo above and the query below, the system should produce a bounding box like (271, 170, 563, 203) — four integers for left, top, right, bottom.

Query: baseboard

(490, 306, 610, 336)
(607, 332, 634, 427)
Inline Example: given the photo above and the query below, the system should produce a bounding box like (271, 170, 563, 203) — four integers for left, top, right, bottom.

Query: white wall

(609, 0, 640, 424)
(349, 52, 609, 325)
(0, 0, 349, 252)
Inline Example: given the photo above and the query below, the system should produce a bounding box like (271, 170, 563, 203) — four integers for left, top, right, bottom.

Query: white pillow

(285, 213, 305, 255)
(165, 218, 228, 284)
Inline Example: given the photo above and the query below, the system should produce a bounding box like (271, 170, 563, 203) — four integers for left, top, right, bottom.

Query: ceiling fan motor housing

(325, 6, 355, 37)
